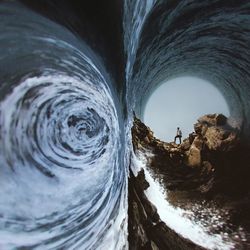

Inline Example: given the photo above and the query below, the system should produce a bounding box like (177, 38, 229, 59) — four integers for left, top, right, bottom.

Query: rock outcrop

(129, 114, 250, 249)
(131, 113, 240, 194)
(128, 168, 205, 250)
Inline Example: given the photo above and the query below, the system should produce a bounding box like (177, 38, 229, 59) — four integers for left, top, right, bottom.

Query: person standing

(174, 127, 182, 144)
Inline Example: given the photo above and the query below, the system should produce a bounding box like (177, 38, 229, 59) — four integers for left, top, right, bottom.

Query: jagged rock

(180, 138, 191, 151)
(130, 114, 250, 249)
(185, 145, 201, 168)
(131, 113, 240, 194)
(144, 241, 159, 250)
(130, 201, 149, 247)
(188, 113, 237, 153)
(188, 132, 196, 144)
(194, 122, 203, 135)
(137, 169, 150, 190)
(128, 168, 205, 250)
(185, 136, 204, 167)
(205, 126, 224, 150)
(198, 113, 227, 126)
(201, 161, 214, 174)
(204, 125, 238, 151)
(192, 135, 204, 150)
(194, 122, 208, 136)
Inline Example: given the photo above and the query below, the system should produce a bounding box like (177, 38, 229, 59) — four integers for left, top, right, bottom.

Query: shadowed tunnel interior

(131, 1, 250, 142)
(20, 0, 125, 93)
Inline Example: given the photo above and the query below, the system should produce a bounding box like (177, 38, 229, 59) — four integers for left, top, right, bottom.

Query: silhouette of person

(174, 127, 182, 144)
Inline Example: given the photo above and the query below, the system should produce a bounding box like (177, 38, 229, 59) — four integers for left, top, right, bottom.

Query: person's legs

(174, 136, 177, 143)
(179, 136, 182, 144)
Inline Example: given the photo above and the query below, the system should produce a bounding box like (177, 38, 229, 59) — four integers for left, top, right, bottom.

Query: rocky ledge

(128, 168, 205, 250)
(129, 114, 250, 249)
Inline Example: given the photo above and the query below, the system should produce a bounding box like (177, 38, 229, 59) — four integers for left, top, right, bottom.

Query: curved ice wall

(0, 2, 126, 249)
(125, 0, 250, 139)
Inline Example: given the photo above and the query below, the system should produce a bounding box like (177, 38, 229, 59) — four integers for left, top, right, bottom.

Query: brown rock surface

(185, 136, 204, 167)
(198, 113, 227, 126)
(128, 169, 205, 250)
(129, 114, 250, 249)
(131, 114, 242, 194)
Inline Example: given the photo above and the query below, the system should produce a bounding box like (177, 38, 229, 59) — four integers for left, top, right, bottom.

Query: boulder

(198, 113, 227, 126)
(194, 122, 203, 135)
(185, 136, 203, 167)
(192, 135, 204, 150)
(204, 127, 224, 150)
(202, 161, 214, 174)
(129, 168, 206, 250)
(131, 114, 240, 196)
(204, 126, 238, 151)
(137, 169, 150, 190)
(188, 132, 196, 144)
(130, 115, 250, 249)
(180, 138, 191, 151)
(185, 144, 201, 167)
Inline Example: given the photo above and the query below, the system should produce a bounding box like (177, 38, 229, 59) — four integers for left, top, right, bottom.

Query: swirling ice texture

(123, 0, 157, 157)
(123, 0, 156, 84)
(126, 0, 250, 137)
(0, 2, 126, 249)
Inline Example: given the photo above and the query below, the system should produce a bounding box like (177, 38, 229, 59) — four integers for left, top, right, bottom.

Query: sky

(143, 76, 230, 142)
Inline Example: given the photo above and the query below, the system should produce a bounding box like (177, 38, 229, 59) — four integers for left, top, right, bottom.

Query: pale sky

(143, 76, 230, 142)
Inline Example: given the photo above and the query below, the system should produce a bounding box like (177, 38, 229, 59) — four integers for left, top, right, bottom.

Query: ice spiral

(0, 2, 126, 249)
